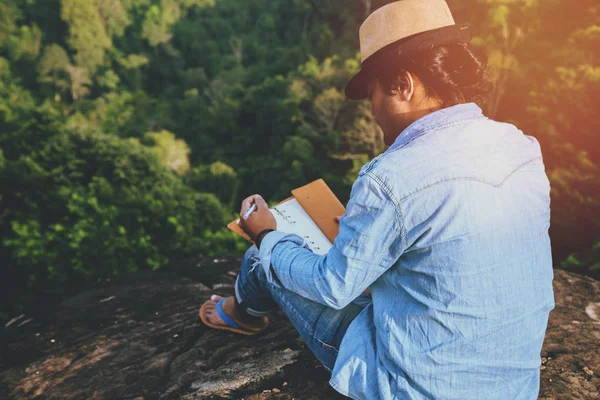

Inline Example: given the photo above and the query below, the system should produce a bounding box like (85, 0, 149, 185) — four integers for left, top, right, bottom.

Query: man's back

(330, 103, 555, 399)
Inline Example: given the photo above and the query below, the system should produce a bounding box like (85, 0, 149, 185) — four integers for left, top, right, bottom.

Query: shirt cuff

(257, 230, 308, 284)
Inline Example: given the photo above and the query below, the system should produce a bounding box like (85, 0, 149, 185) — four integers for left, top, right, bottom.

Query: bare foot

(203, 295, 266, 330)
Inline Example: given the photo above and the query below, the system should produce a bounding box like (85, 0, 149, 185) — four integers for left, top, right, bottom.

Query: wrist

(254, 228, 275, 249)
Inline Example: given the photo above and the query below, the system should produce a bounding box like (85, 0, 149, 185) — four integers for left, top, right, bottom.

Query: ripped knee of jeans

(248, 256, 261, 274)
(244, 244, 260, 259)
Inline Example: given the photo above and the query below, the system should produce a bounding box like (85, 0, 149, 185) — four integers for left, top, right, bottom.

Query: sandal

(199, 297, 269, 336)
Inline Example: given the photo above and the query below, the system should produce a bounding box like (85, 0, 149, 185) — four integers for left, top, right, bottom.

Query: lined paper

(271, 199, 333, 255)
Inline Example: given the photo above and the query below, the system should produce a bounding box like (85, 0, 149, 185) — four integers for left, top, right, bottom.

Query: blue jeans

(234, 245, 369, 372)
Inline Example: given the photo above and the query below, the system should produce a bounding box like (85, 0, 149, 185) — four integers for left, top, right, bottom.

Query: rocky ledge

(1, 258, 599, 399)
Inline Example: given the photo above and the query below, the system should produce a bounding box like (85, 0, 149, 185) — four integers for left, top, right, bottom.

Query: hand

(335, 214, 345, 223)
(239, 194, 277, 244)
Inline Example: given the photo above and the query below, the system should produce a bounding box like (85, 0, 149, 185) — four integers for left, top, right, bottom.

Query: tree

(61, 0, 112, 73)
(144, 129, 191, 175)
(1, 117, 235, 317)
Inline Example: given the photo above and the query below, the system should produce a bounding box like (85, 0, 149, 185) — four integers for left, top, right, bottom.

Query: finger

(240, 195, 257, 215)
(335, 216, 341, 223)
(240, 194, 265, 217)
(253, 195, 268, 210)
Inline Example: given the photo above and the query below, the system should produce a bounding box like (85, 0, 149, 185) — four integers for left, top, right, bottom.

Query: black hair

(374, 42, 492, 107)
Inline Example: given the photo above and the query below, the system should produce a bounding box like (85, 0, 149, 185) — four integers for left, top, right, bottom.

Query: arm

(258, 171, 406, 309)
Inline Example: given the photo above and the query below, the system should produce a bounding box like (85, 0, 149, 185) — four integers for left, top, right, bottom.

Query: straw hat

(345, 0, 471, 100)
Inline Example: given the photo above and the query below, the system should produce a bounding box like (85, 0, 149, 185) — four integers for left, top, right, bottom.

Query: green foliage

(7, 24, 42, 60)
(512, 0, 600, 262)
(0, 2, 42, 61)
(97, 69, 121, 90)
(61, 0, 112, 73)
(283, 136, 313, 163)
(0, 0, 598, 319)
(117, 53, 150, 69)
(0, 116, 236, 313)
(186, 161, 240, 209)
(561, 242, 600, 279)
(143, 129, 191, 175)
(37, 44, 93, 101)
(0, 56, 39, 129)
(38, 44, 71, 88)
(95, 0, 131, 37)
(141, 0, 215, 46)
(0, 2, 19, 49)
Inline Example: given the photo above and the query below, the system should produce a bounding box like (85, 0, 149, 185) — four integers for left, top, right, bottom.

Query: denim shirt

(258, 103, 555, 400)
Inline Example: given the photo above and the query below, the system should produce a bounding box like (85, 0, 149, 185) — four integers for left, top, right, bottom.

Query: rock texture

(1, 258, 599, 399)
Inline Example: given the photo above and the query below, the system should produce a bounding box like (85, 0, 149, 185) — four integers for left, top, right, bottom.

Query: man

(200, 1, 555, 398)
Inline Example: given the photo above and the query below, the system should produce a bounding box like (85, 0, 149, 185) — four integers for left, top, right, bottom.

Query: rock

(585, 302, 600, 321)
(0, 259, 598, 399)
(183, 349, 298, 398)
(538, 269, 600, 400)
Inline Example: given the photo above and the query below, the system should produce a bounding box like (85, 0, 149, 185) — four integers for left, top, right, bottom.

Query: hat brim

(345, 69, 370, 101)
(344, 24, 472, 101)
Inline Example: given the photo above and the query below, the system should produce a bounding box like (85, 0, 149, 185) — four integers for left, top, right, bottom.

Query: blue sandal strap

(216, 298, 240, 329)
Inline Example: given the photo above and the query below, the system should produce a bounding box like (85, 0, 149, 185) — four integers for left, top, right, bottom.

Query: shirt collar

(387, 103, 485, 152)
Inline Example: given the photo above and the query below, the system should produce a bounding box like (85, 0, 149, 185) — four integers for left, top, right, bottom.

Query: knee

(240, 244, 281, 290)
(244, 244, 260, 260)
(241, 245, 263, 275)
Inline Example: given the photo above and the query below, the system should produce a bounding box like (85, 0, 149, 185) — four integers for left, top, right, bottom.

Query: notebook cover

(291, 179, 346, 243)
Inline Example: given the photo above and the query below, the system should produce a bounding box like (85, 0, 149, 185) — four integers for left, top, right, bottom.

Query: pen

(242, 203, 257, 220)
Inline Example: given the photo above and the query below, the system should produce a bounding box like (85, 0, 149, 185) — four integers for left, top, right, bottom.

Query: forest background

(0, 0, 598, 322)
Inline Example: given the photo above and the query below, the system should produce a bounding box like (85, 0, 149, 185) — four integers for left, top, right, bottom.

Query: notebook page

(271, 199, 332, 255)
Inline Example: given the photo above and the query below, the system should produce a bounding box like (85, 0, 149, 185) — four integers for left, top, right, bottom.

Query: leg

(234, 245, 367, 371)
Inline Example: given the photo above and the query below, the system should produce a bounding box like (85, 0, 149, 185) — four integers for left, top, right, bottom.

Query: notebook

(227, 179, 346, 255)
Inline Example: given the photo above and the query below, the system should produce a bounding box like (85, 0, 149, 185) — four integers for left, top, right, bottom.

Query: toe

(203, 295, 228, 326)
(205, 307, 225, 325)
(202, 295, 222, 312)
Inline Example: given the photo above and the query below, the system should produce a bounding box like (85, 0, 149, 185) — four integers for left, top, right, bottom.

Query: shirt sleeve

(257, 171, 406, 310)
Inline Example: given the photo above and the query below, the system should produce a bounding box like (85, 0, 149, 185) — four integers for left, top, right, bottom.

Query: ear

(390, 70, 415, 101)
